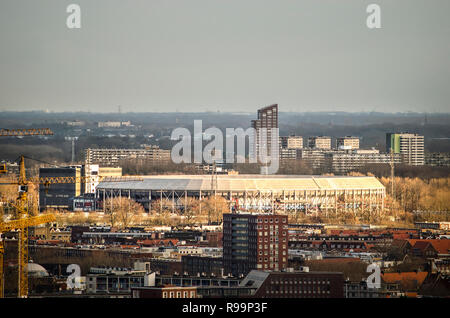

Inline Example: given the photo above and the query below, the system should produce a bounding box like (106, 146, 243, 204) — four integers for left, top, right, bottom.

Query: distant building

(280, 148, 301, 161)
(97, 121, 132, 128)
(251, 104, 279, 161)
(39, 166, 83, 210)
(425, 152, 450, 167)
(280, 136, 303, 161)
(308, 136, 331, 150)
(297, 149, 328, 169)
(386, 133, 424, 165)
(65, 120, 85, 126)
(336, 136, 360, 150)
(280, 136, 303, 149)
(327, 149, 401, 174)
(85, 147, 170, 166)
(223, 213, 289, 277)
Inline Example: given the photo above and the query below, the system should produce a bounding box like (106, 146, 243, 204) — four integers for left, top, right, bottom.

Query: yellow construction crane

(0, 128, 143, 297)
(0, 156, 142, 298)
(0, 128, 54, 298)
(0, 213, 56, 298)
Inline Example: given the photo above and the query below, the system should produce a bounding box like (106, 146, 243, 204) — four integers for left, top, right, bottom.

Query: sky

(0, 0, 449, 113)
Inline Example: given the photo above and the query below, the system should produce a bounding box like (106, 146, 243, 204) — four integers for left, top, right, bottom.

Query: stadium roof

(97, 175, 385, 192)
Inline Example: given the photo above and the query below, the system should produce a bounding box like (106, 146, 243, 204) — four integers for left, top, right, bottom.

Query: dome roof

(27, 263, 49, 277)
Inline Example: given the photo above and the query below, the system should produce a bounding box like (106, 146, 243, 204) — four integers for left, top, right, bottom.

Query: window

(170, 291, 174, 298)
(177, 292, 181, 298)
(163, 292, 168, 298)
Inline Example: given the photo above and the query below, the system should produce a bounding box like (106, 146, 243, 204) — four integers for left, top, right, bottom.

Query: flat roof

(97, 175, 385, 192)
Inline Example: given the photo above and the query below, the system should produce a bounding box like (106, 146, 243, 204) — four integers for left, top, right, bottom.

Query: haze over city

(0, 0, 449, 305)
(1, 0, 450, 113)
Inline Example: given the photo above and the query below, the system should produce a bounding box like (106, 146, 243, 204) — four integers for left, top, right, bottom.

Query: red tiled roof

(407, 239, 450, 254)
(382, 272, 428, 290)
(138, 239, 179, 247)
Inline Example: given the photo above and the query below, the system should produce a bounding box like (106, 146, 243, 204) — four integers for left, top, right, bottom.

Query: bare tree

(104, 197, 144, 229)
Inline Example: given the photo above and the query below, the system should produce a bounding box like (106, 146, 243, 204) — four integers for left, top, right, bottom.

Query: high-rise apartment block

(280, 136, 303, 149)
(386, 133, 424, 165)
(251, 104, 279, 160)
(223, 213, 288, 277)
(336, 136, 360, 150)
(85, 146, 171, 167)
(308, 136, 332, 150)
(280, 135, 303, 161)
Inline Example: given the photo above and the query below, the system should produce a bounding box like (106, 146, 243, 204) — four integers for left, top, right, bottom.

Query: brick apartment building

(223, 213, 289, 277)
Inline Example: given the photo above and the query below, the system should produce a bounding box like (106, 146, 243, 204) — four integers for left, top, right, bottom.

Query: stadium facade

(96, 175, 386, 218)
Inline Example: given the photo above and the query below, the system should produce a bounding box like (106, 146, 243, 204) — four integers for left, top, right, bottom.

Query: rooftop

(98, 175, 385, 191)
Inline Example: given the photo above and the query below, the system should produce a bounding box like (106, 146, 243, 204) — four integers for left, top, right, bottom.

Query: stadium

(96, 175, 386, 218)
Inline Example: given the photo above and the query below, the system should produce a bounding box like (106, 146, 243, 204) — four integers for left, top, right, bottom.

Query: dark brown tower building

(251, 104, 279, 160)
(223, 213, 288, 277)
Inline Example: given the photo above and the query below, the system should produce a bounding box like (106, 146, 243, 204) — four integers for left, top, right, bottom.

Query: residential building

(308, 136, 331, 150)
(280, 136, 303, 149)
(336, 136, 360, 150)
(280, 135, 303, 161)
(425, 152, 450, 167)
(86, 263, 152, 294)
(251, 104, 279, 161)
(386, 133, 425, 165)
(296, 149, 328, 169)
(85, 146, 171, 166)
(344, 280, 380, 298)
(223, 213, 289, 277)
(97, 121, 132, 128)
(280, 148, 301, 161)
(327, 149, 402, 174)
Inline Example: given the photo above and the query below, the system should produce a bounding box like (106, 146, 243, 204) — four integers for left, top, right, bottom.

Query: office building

(39, 166, 83, 210)
(223, 213, 289, 277)
(240, 270, 345, 298)
(308, 136, 332, 150)
(386, 133, 424, 165)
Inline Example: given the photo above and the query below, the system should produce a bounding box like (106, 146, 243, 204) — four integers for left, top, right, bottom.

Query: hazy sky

(0, 0, 449, 113)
